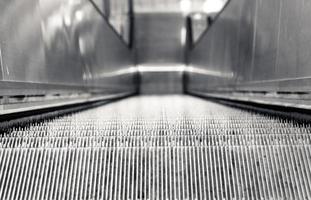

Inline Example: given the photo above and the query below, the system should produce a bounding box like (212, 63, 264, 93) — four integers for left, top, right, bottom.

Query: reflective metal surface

(187, 0, 311, 97)
(134, 0, 227, 14)
(0, 0, 137, 113)
(106, 0, 132, 44)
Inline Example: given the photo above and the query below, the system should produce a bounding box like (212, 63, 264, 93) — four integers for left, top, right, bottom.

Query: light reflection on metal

(180, 0, 192, 15)
(92, 67, 137, 78)
(203, 0, 226, 14)
(64, 13, 72, 26)
(0, 46, 4, 76)
(75, 10, 84, 22)
(187, 66, 234, 78)
(134, 0, 227, 14)
(181, 27, 187, 46)
(193, 13, 203, 20)
(136, 66, 233, 78)
(0, 46, 9, 76)
(138, 65, 186, 72)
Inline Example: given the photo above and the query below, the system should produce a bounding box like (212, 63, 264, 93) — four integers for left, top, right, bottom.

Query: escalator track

(0, 95, 311, 200)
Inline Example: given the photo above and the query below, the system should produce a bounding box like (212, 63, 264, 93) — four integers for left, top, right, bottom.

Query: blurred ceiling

(134, 0, 228, 14)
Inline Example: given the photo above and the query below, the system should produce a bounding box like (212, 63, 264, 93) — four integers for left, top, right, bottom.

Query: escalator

(1, 0, 311, 199)
(1, 95, 311, 199)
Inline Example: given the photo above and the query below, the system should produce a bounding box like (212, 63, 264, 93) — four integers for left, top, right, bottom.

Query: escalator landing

(1, 95, 311, 200)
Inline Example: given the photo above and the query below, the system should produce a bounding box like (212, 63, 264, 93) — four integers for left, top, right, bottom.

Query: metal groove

(1, 96, 311, 199)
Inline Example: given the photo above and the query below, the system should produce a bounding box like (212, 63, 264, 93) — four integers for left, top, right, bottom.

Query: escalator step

(0, 95, 311, 199)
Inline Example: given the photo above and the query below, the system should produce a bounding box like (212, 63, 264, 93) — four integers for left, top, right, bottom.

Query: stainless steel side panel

(0, 0, 136, 96)
(187, 0, 311, 94)
(0, 0, 47, 83)
(275, 0, 301, 79)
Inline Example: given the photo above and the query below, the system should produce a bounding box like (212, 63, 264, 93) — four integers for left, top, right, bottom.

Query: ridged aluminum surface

(1, 95, 311, 199)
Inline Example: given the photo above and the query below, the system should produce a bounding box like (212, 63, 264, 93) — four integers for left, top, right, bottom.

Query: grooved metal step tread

(0, 95, 311, 200)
